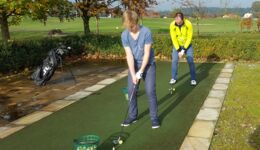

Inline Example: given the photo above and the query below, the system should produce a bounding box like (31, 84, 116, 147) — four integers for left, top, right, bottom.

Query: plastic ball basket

(122, 87, 128, 101)
(73, 135, 100, 150)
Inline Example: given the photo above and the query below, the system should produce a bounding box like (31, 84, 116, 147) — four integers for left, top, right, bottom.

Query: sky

(68, 0, 259, 11)
(153, 0, 259, 11)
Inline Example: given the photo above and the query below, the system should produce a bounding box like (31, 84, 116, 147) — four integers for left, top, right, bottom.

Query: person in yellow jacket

(169, 12, 197, 86)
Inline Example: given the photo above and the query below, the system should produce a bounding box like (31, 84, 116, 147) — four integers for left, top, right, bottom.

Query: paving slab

(224, 63, 235, 69)
(42, 100, 75, 112)
(0, 126, 10, 133)
(208, 90, 226, 99)
(213, 84, 228, 90)
(64, 91, 92, 100)
(0, 126, 25, 139)
(218, 72, 232, 78)
(97, 78, 117, 85)
(215, 78, 230, 84)
(196, 108, 219, 121)
(203, 97, 222, 108)
(221, 68, 233, 73)
(121, 70, 128, 74)
(114, 73, 128, 80)
(180, 137, 210, 150)
(188, 121, 215, 139)
(12, 111, 52, 125)
(84, 85, 106, 92)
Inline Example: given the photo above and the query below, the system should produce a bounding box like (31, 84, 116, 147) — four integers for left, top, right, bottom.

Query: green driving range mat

(0, 62, 224, 150)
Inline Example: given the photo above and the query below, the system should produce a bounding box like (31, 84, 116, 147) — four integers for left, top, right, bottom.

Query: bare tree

(220, 0, 232, 14)
(173, 0, 207, 36)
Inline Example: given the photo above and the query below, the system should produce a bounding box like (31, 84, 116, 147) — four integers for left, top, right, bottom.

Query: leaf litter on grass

(211, 63, 260, 150)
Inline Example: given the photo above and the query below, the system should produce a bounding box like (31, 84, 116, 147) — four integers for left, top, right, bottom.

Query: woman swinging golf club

(121, 10, 160, 129)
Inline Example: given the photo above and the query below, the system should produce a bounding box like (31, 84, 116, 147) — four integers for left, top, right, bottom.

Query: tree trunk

(140, 15, 143, 25)
(0, 13, 10, 43)
(196, 16, 200, 37)
(96, 16, 99, 34)
(82, 13, 91, 35)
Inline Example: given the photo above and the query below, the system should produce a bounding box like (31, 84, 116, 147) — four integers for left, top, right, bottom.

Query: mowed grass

(211, 63, 260, 150)
(7, 17, 260, 40)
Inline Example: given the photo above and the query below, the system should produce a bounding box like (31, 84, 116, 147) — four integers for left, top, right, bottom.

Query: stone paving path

(180, 63, 235, 150)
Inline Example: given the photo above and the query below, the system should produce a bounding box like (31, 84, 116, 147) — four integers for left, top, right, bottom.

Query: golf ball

(119, 140, 123, 144)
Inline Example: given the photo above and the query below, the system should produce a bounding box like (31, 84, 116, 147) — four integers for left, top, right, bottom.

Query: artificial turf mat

(0, 62, 224, 150)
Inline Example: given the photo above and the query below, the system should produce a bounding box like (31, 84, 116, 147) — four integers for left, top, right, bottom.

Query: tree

(74, 0, 116, 34)
(171, 8, 182, 18)
(252, 1, 260, 32)
(173, 0, 207, 36)
(0, 0, 27, 42)
(121, 0, 157, 22)
(28, 0, 73, 25)
(110, 6, 122, 17)
(74, 0, 157, 34)
(0, 0, 73, 42)
(48, 0, 75, 22)
(252, 1, 260, 14)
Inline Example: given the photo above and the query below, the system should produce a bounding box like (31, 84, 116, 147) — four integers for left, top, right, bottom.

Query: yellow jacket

(170, 19, 193, 51)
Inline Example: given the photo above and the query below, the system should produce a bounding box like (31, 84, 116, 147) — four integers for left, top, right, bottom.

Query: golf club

(112, 82, 139, 149)
(169, 61, 178, 95)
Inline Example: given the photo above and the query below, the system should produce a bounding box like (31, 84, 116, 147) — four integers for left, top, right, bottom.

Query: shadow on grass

(98, 132, 130, 150)
(98, 63, 217, 149)
(249, 125, 260, 149)
(158, 63, 215, 124)
(137, 63, 215, 124)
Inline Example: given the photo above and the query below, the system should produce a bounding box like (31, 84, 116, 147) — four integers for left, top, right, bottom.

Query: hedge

(0, 34, 260, 73)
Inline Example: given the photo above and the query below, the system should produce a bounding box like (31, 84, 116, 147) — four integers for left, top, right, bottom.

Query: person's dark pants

(127, 62, 159, 121)
(171, 45, 196, 80)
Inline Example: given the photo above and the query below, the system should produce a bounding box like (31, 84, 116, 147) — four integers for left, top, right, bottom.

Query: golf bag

(31, 45, 70, 86)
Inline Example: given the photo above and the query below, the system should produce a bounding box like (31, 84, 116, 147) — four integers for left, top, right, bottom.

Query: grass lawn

(0, 62, 223, 150)
(7, 17, 260, 40)
(211, 63, 260, 150)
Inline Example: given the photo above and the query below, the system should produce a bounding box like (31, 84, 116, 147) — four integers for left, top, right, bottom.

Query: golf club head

(112, 136, 121, 145)
(56, 48, 65, 55)
(112, 139, 119, 145)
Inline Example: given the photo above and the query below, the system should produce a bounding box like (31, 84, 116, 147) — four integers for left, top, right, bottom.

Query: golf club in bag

(31, 44, 76, 86)
(112, 82, 139, 150)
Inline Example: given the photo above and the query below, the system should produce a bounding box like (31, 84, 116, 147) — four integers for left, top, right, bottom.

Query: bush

(1, 34, 260, 73)
(153, 35, 260, 61)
